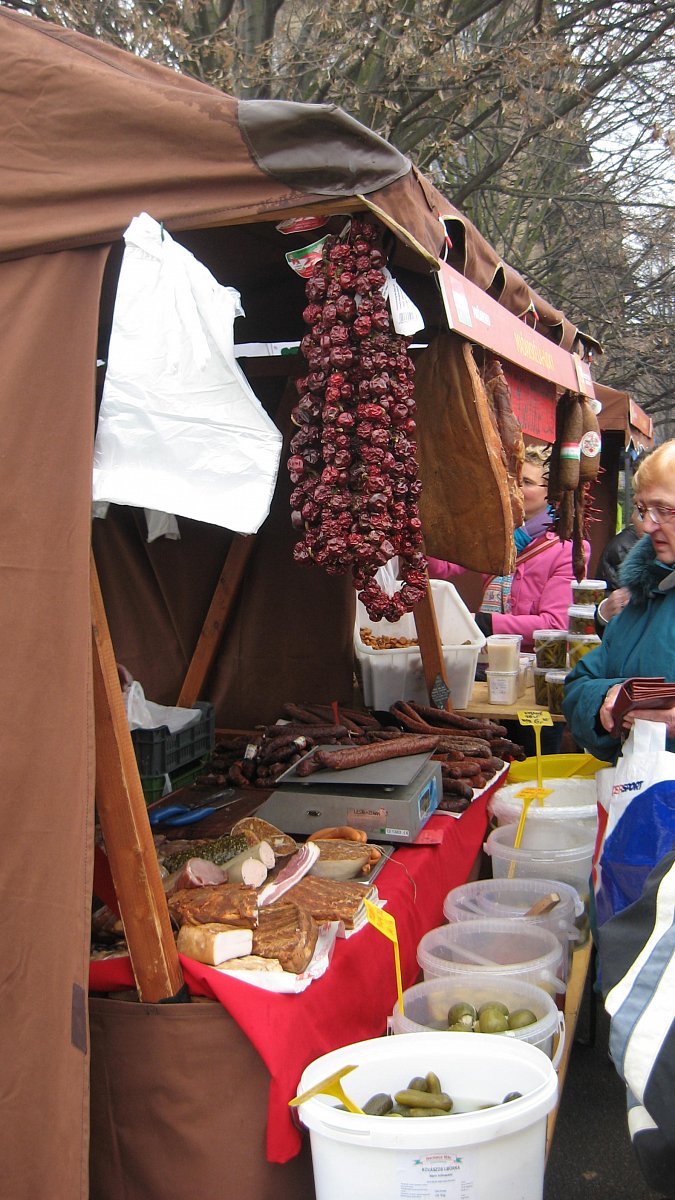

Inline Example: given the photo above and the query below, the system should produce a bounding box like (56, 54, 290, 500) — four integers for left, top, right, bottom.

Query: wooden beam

(91, 555, 185, 1003)
(413, 580, 453, 710)
(177, 533, 256, 708)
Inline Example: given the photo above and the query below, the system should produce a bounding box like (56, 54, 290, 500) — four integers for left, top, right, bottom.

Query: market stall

(0, 10, 600, 1199)
(585, 383, 654, 576)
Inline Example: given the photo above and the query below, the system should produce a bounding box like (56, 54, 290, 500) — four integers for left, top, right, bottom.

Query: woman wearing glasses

(563, 438, 675, 759)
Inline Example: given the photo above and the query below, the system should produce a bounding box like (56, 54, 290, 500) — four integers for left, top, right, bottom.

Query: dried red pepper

(288, 216, 427, 622)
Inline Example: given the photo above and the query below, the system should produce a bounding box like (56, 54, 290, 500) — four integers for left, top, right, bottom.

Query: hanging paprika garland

(288, 216, 428, 623)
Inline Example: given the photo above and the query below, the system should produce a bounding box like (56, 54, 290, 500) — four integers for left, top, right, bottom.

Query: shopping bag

(598, 852, 675, 1193)
(93, 212, 282, 533)
(593, 720, 675, 928)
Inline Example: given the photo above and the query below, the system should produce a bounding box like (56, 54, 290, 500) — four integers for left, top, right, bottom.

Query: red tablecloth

(90, 794, 492, 1161)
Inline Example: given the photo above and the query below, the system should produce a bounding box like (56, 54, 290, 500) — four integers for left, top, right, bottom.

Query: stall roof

(0, 7, 595, 355)
(595, 383, 654, 452)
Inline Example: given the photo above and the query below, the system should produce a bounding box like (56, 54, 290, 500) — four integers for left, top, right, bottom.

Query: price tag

(365, 900, 404, 1014)
(517, 710, 554, 727)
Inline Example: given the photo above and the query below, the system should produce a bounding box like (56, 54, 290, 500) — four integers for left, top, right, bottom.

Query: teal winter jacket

(562, 536, 675, 762)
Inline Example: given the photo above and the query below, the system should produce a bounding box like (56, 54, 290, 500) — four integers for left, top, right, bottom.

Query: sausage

(407, 702, 496, 733)
(314, 735, 440, 771)
(434, 735, 492, 758)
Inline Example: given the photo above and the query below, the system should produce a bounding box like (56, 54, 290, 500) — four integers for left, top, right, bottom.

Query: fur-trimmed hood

(619, 534, 675, 603)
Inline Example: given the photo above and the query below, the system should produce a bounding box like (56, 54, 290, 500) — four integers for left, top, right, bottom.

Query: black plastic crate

(131, 701, 215, 777)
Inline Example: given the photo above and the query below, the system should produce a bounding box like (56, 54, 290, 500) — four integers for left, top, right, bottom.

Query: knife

(148, 790, 237, 828)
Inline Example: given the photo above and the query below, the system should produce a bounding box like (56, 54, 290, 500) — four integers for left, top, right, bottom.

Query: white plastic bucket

(488, 777, 598, 836)
(484, 821, 596, 908)
(297, 1031, 557, 1200)
(416, 918, 566, 999)
(389, 974, 565, 1066)
(442, 878, 584, 982)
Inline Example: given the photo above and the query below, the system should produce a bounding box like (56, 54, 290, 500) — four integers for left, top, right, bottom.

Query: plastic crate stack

(130, 701, 216, 802)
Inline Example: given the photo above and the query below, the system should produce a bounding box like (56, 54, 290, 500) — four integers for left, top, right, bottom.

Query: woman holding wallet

(563, 439, 675, 761)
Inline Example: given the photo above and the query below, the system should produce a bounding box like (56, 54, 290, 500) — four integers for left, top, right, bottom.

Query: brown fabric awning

(595, 382, 654, 452)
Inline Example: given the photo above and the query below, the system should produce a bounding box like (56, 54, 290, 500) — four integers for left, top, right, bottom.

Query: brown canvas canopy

(0, 10, 596, 1196)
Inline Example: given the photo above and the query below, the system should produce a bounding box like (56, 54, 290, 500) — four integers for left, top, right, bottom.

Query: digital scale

(254, 747, 442, 843)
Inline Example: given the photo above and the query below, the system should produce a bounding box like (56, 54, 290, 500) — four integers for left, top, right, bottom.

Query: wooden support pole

(413, 580, 453, 710)
(177, 533, 256, 708)
(91, 554, 185, 1003)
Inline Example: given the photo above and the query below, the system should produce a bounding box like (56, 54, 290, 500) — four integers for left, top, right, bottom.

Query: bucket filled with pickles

(295, 1031, 558, 1200)
(389, 974, 564, 1065)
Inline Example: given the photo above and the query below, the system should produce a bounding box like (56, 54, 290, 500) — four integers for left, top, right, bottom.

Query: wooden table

(546, 937, 593, 1158)
(460, 681, 566, 722)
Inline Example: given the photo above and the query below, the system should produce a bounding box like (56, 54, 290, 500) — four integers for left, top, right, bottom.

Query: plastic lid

(545, 668, 568, 681)
(572, 579, 607, 589)
(533, 665, 549, 675)
(486, 669, 519, 678)
(567, 633, 601, 644)
(567, 604, 596, 617)
(533, 629, 568, 641)
(487, 634, 522, 643)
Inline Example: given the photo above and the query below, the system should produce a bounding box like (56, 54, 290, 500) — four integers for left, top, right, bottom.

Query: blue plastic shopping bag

(593, 720, 675, 929)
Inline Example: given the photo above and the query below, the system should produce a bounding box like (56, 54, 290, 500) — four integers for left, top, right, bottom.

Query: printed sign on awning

(438, 261, 595, 400)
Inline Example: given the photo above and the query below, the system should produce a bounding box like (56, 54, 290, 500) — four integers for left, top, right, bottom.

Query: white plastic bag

(124, 680, 200, 734)
(93, 212, 282, 533)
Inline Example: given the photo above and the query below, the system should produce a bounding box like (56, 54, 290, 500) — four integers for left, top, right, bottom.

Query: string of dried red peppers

(288, 217, 428, 623)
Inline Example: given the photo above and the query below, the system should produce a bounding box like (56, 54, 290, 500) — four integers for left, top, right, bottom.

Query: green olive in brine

(508, 1009, 537, 1030)
(479, 1009, 509, 1034)
(448, 1002, 476, 1028)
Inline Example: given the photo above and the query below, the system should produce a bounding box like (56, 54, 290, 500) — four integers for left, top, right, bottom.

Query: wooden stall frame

(91, 553, 185, 1003)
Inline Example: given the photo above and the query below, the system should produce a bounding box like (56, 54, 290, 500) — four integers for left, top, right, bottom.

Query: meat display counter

(88, 788, 498, 1200)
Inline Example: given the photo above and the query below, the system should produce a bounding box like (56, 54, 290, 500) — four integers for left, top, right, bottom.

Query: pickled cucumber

(362, 1093, 393, 1116)
(395, 1089, 453, 1111)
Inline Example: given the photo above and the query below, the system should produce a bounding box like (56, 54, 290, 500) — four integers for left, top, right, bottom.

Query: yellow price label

(365, 900, 404, 1014)
(365, 899, 397, 943)
(518, 709, 554, 727)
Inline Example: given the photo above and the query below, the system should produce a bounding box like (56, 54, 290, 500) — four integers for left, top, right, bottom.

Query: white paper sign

(397, 1149, 476, 1197)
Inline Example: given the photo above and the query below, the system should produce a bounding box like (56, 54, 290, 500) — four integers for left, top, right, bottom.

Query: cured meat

(414, 335, 515, 574)
(258, 841, 320, 907)
(251, 901, 318, 973)
(313, 734, 439, 771)
(230, 816, 298, 858)
(482, 355, 525, 529)
(282, 875, 375, 928)
(163, 857, 228, 896)
(168, 883, 258, 929)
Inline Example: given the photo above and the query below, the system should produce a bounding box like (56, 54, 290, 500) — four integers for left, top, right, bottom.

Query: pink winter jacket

(427, 533, 590, 651)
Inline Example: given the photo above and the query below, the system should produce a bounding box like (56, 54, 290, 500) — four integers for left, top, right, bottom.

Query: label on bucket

(397, 1148, 476, 1196)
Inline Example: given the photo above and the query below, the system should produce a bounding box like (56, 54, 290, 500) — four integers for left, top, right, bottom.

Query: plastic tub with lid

(488, 777, 598, 836)
(416, 918, 566, 1000)
(442, 877, 585, 979)
(389, 973, 565, 1066)
(484, 821, 596, 908)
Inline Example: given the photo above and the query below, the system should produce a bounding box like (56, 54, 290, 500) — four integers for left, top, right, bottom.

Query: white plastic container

(442, 877, 584, 981)
(355, 580, 484, 709)
(488, 778, 598, 836)
(416, 918, 566, 998)
(484, 821, 596, 908)
(486, 669, 520, 704)
(389, 974, 565, 1066)
(297, 1031, 558, 1200)
(486, 634, 522, 672)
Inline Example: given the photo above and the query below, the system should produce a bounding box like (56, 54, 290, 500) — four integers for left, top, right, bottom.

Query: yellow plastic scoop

(289, 1065, 365, 1115)
(508, 713, 555, 878)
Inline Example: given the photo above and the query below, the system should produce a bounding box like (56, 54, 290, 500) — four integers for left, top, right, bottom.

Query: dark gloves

(474, 611, 493, 637)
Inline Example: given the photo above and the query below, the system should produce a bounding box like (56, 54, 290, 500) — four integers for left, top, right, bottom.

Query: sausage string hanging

(288, 216, 428, 623)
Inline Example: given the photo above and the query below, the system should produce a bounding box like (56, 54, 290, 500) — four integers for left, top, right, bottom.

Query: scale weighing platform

(254, 747, 442, 843)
